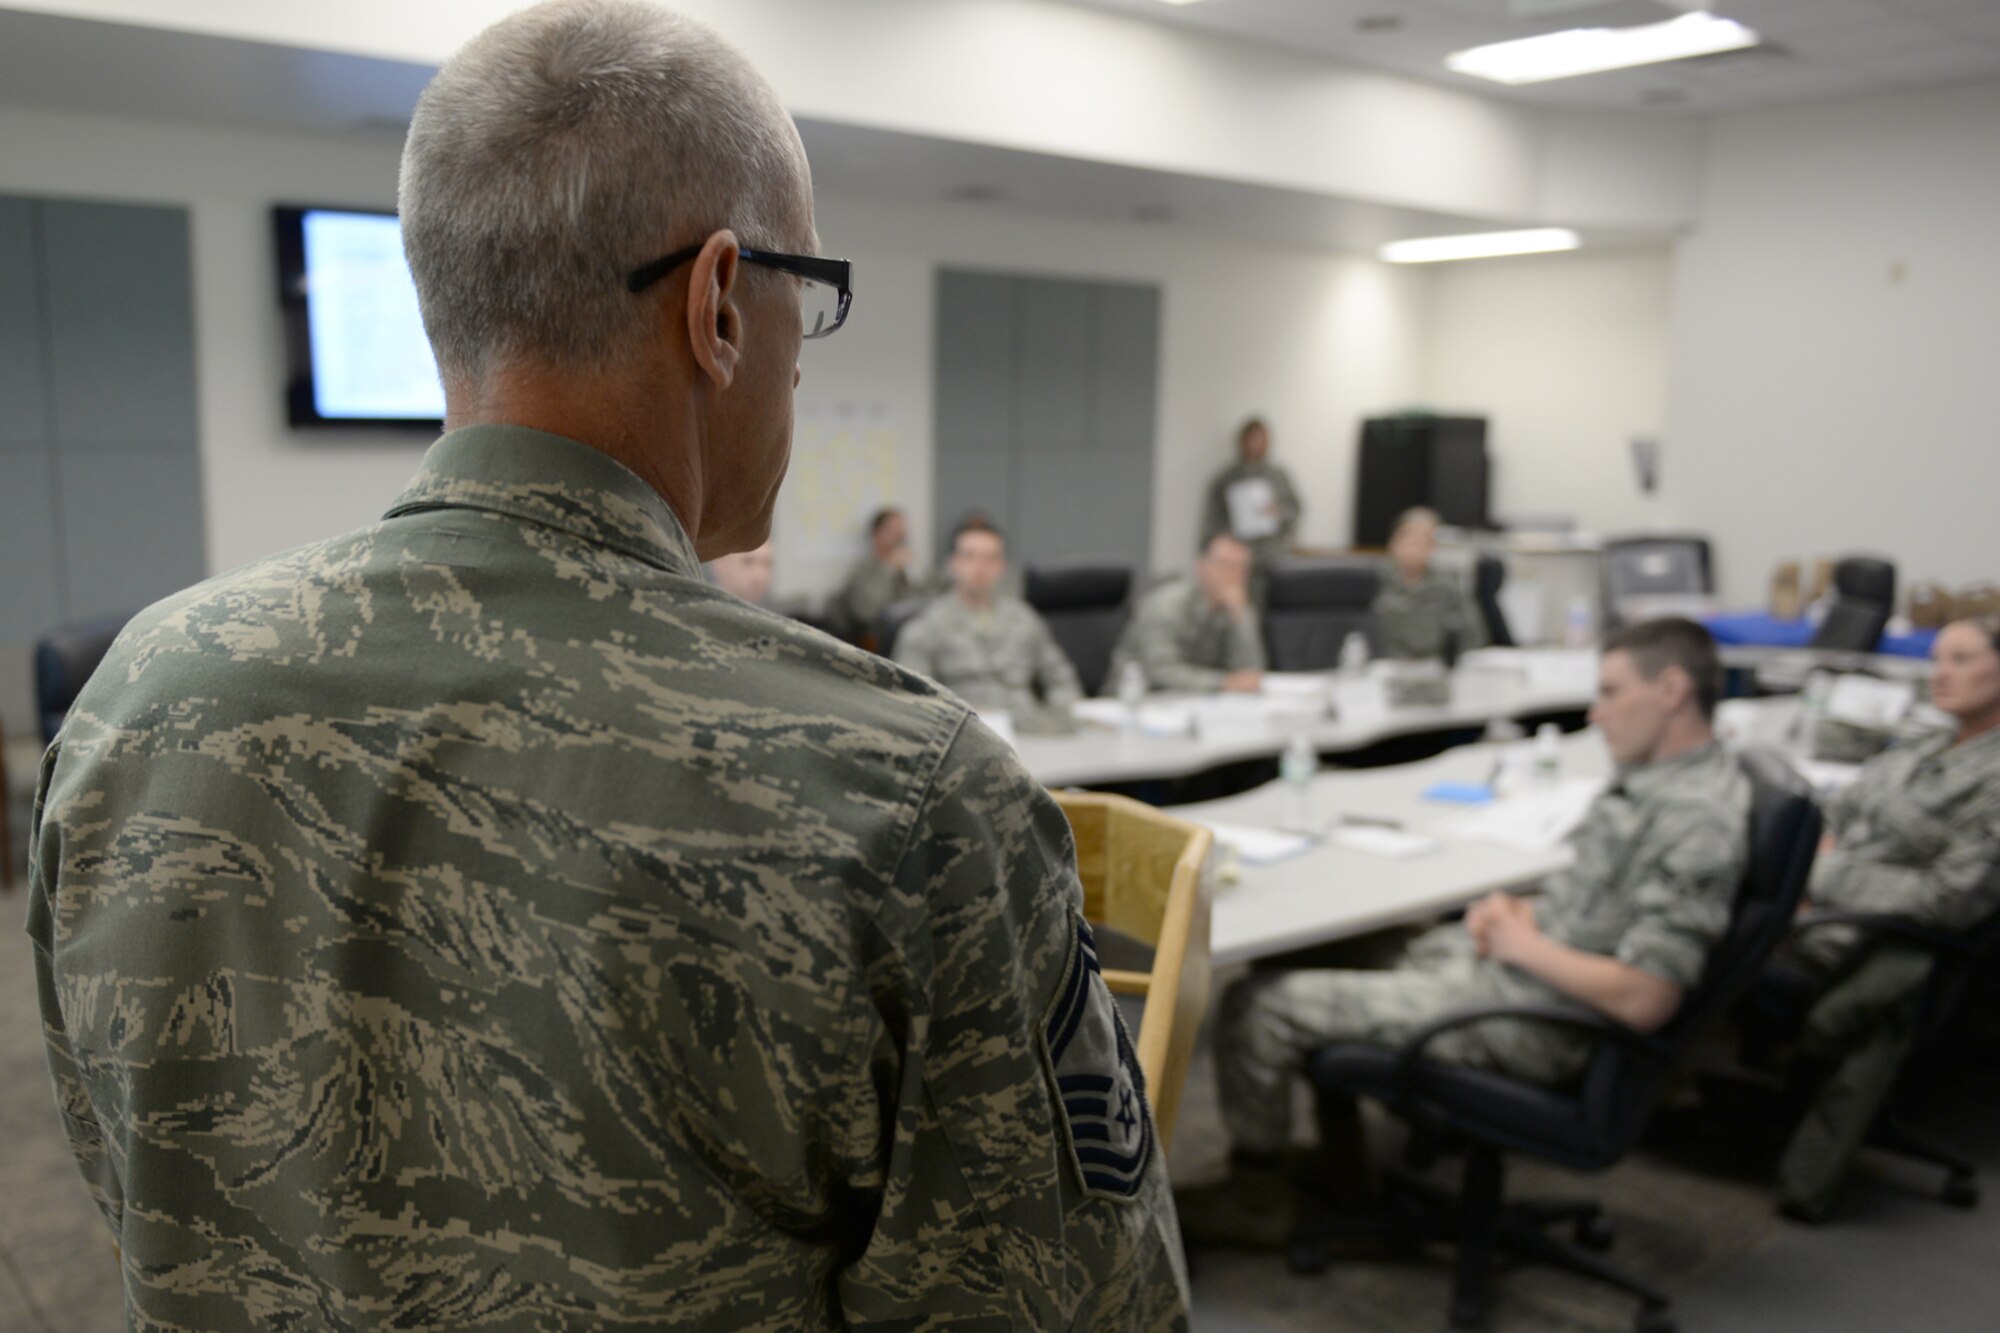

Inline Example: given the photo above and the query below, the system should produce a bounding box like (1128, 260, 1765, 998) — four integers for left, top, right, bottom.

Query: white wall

(1663, 81, 2000, 607)
(1420, 248, 1674, 537)
(784, 190, 1428, 596)
(0, 105, 423, 578)
(0, 103, 1427, 606)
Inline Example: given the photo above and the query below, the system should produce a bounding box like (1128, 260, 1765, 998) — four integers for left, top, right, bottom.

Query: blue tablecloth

(1704, 611, 1937, 659)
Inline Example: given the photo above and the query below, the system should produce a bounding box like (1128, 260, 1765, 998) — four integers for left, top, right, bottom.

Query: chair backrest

(1024, 562, 1133, 698)
(874, 596, 930, 659)
(1811, 555, 1897, 652)
(1262, 557, 1380, 672)
(35, 612, 134, 745)
(1053, 790, 1214, 1152)
(1474, 553, 1513, 648)
(1578, 746, 1821, 1150)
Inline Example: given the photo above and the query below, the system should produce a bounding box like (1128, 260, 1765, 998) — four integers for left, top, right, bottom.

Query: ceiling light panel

(1446, 11, 1762, 84)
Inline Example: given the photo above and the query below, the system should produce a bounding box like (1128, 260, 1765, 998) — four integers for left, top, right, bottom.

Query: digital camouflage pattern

(834, 555, 914, 640)
(1372, 564, 1488, 662)
(28, 425, 1188, 1331)
(1219, 741, 1749, 1153)
(1798, 723, 2000, 970)
(892, 595, 1083, 717)
(1103, 578, 1265, 695)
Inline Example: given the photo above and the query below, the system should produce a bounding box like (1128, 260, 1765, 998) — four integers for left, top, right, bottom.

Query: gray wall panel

(1013, 278, 1092, 446)
(935, 268, 1159, 580)
(0, 196, 47, 448)
(42, 199, 198, 449)
(57, 452, 207, 622)
(0, 454, 62, 633)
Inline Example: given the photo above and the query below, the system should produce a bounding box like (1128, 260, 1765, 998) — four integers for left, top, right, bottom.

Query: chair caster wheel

(1573, 1215, 1616, 1252)
(1633, 1302, 1676, 1333)
(1942, 1175, 1979, 1210)
(1286, 1240, 1330, 1276)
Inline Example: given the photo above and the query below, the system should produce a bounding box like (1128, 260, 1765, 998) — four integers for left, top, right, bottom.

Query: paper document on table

(1789, 758, 1864, 794)
(1225, 477, 1280, 540)
(1825, 675, 1915, 728)
(1193, 695, 1279, 741)
(1204, 821, 1314, 866)
(1439, 777, 1601, 851)
(1071, 698, 1131, 729)
(1331, 825, 1440, 859)
(1262, 672, 1332, 700)
(1136, 701, 1196, 737)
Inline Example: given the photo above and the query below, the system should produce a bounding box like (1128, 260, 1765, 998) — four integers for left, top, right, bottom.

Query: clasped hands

(1464, 891, 1541, 965)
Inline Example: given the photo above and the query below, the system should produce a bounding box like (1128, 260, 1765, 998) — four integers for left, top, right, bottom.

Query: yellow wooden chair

(1052, 790, 1214, 1152)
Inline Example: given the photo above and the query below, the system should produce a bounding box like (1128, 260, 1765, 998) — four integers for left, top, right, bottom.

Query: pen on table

(1338, 813, 1406, 831)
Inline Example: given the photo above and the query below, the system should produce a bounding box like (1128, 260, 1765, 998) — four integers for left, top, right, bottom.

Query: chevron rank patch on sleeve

(1042, 916, 1154, 1201)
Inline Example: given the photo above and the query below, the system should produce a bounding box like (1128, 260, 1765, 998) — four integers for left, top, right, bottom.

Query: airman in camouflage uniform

(1105, 533, 1265, 694)
(1199, 418, 1301, 604)
(834, 507, 915, 640)
(28, 5, 1187, 1328)
(894, 519, 1082, 718)
(1373, 507, 1487, 660)
(1762, 617, 2000, 1219)
(1184, 619, 1747, 1246)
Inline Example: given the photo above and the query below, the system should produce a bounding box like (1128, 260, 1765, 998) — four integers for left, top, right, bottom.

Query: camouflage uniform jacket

(28, 425, 1188, 1332)
(1373, 564, 1488, 661)
(1408, 740, 1750, 1083)
(1801, 724, 2000, 969)
(836, 554, 914, 638)
(1103, 577, 1265, 695)
(892, 594, 1083, 715)
(1198, 460, 1300, 569)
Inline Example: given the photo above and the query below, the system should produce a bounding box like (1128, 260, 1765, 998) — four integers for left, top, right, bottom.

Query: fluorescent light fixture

(1446, 11, 1759, 86)
(1379, 228, 1581, 264)
(1154, 0, 1206, 6)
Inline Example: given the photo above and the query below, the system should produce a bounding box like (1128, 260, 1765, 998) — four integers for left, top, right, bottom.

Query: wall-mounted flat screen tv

(275, 205, 444, 429)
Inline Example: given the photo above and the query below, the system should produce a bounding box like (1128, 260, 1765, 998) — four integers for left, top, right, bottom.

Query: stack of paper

(1203, 821, 1314, 866)
(1439, 777, 1601, 851)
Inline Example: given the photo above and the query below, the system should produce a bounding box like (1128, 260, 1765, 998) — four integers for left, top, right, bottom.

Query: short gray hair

(400, 0, 810, 381)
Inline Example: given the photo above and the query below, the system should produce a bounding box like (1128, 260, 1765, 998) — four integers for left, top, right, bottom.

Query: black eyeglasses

(625, 243, 853, 339)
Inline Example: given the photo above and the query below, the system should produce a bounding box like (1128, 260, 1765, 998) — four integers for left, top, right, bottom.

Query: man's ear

(686, 229, 742, 390)
(1660, 663, 1694, 712)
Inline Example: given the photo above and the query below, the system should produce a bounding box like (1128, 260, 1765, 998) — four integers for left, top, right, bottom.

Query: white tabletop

(1178, 729, 1614, 966)
(1015, 650, 1600, 789)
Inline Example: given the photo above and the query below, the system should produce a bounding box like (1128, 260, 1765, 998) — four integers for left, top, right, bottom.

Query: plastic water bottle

(1796, 671, 1833, 755)
(1339, 630, 1371, 678)
(1533, 722, 1563, 786)
(1280, 732, 1319, 831)
(1116, 660, 1148, 726)
(1564, 596, 1597, 648)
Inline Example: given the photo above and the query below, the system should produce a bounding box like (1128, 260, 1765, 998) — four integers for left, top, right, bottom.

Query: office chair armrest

(1393, 1002, 1666, 1091)
(1790, 910, 1979, 960)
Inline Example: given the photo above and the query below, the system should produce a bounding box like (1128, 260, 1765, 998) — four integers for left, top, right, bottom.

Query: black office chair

(1602, 534, 1713, 628)
(1262, 558, 1380, 672)
(1473, 554, 1513, 649)
(873, 597, 930, 660)
(1739, 869, 2000, 1212)
(1024, 562, 1132, 698)
(35, 612, 135, 746)
(1810, 556, 1897, 653)
(1290, 749, 1820, 1333)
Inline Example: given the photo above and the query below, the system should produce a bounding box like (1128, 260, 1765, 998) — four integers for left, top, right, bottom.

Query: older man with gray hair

(28, 3, 1188, 1329)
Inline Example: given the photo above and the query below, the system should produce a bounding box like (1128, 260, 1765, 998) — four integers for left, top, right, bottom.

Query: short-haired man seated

(1180, 618, 1751, 1247)
(894, 517, 1082, 725)
(1741, 614, 2000, 1221)
(1104, 533, 1265, 695)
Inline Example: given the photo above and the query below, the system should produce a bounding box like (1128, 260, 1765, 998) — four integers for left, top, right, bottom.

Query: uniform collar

(1613, 738, 1724, 803)
(383, 424, 701, 577)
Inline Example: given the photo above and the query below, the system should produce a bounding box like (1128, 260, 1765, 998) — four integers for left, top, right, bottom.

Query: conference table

(1170, 697, 1815, 969)
(1013, 648, 1601, 790)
